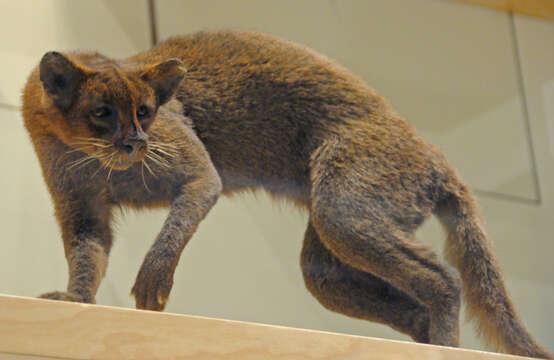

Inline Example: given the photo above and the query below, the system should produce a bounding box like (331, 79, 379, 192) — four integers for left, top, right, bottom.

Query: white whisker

(105, 153, 116, 182)
(146, 151, 171, 168)
(141, 161, 152, 193)
(145, 153, 170, 170)
(149, 146, 175, 158)
(142, 158, 157, 178)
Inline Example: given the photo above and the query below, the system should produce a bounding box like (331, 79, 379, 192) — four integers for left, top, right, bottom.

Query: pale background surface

(0, 0, 551, 354)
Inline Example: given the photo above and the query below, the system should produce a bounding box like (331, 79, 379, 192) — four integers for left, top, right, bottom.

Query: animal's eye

(91, 106, 111, 118)
(137, 105, 150, 119)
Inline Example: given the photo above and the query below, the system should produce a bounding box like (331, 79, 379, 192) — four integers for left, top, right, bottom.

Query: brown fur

(21, 30, 550, 358)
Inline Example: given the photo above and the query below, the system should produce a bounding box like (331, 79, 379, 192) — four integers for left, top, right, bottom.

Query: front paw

(39, 291, 95, 304)
(131, 251, 175, 311)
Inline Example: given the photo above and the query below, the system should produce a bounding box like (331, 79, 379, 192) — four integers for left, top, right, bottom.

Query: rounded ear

(39, 51, 87, 112)
(139, 58, 186, 106)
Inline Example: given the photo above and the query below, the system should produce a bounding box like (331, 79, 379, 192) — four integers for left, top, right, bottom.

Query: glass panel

(0, 0, 151, 107)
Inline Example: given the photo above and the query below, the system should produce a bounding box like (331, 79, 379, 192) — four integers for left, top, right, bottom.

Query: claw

(157, 293, 167, 306)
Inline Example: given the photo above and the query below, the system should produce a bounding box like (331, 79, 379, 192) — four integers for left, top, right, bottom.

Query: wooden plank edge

(0, 294, 534, 360)
(454, 0, 554, 21)
(0, 351, 68, 359)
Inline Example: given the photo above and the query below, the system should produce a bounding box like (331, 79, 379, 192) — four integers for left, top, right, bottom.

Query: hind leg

(301, 222, 430, 342)
(309, 146, 462, 346)
(310, 200, 462, 346)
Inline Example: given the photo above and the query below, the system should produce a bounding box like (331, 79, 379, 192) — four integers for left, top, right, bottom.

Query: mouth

(109, 156, 138, 170)
(104, 149, 147, 171)
(69, 137, 173, 177)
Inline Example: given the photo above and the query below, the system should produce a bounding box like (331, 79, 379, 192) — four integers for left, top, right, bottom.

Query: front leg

(132, 172, 222, 311)
(40, 195, 112, 304)
(40, 241, 108, 303)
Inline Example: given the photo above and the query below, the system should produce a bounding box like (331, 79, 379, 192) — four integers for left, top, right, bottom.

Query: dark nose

(120, 136, 147, 155)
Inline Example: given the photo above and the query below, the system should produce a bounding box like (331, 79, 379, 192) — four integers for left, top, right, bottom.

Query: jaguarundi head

(38, 51, 185, 170)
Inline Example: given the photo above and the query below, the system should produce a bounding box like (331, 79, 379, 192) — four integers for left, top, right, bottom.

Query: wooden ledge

(0, 294, 532, 360)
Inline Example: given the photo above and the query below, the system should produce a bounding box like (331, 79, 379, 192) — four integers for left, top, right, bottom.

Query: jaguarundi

(21, 29, 551, 358)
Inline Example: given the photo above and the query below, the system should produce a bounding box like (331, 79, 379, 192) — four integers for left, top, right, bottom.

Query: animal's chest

(106, 169, 179, 207)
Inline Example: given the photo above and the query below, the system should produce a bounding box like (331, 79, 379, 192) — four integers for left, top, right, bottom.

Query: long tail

(435, 182, 552, 359)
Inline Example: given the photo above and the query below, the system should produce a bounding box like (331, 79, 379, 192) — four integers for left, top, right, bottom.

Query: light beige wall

(0, 0, 551, 354)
